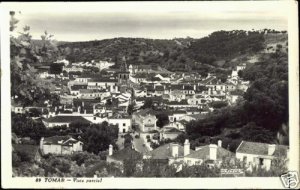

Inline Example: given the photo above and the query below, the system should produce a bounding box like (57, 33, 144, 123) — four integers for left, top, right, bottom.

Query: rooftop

(45, 116, 91, 124)
(236, 141, 288, 157)
(185, 145, 233, 159)
(149, 143, 194, 159)
(70, 85, 88, 91)
(42, 136, 82, 146)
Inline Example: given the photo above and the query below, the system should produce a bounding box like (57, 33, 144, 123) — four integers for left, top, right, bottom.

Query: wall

(236, 152, 273, 170)
(42, 144, 62, 155)
(48, 122, 70, 128)
(108, 118, 132, 133)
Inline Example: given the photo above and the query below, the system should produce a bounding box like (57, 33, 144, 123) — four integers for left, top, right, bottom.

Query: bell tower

(117, 56, 130, 84)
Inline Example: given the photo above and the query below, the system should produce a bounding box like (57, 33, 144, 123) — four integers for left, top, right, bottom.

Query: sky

(10, 1, 289, 42)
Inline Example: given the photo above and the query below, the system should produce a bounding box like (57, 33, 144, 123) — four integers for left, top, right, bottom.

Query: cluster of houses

(12, 58, 289, 175)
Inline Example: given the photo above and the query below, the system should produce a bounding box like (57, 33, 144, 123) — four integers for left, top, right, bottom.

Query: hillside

(56, 30, 287, 75)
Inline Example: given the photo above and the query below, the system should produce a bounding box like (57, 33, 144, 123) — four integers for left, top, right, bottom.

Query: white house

(235, 141, 289, 171)
(108, 114, 132, 133)
(184, 140, 233, 167)
(40, 136, 83, 155)
(132, 109, 157, 132)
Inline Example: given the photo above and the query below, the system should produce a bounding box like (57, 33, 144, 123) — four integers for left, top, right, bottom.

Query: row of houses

(36, 134, 288, 173)
(106, 139, 289, 172)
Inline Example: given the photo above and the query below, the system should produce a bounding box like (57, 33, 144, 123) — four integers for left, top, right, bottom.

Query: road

(132, 132, 150, 154)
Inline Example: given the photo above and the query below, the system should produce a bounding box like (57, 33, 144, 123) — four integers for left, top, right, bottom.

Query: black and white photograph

(1, 1, 299, 189)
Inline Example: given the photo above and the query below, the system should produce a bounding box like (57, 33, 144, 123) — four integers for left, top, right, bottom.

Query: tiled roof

(185, 145, 233, 159)
(45, 116, 91, 124)
(150, 143, 194, 159)
(135, 108, 157, 117)
(89, 77, 118, 83)
(43, 136, 81, 146)
(200, 76, 216, 85)
(236, 141, 288, 157)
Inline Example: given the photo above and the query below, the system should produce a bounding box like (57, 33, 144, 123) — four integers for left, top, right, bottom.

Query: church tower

(117, 56, 130, 84)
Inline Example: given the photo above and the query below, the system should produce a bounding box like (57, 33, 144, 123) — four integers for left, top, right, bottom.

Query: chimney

(218, 140, 222, 147)
(268, 144, 276, 155)
(109, 144, 113, 156)
(82, 102, 84, 107)
(209, 144, 218, 160)
(40, 137, 44, 151)
(84, 109, 87, 114)
(184, 139, 190, 156)
(55, 106, 58, 112)
(171, 143, 179, 158)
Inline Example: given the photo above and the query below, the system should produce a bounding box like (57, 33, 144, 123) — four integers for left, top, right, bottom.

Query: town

(11, 51, 289, 177)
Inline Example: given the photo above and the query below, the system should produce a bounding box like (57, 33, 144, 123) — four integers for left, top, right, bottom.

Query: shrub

(150, 142, 160, 149)
(152, 133, 160, 140)
(135, 135, 140, 139)
(18, 151, 32, 163)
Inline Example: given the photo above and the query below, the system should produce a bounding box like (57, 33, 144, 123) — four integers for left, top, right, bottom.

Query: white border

(1, 1, 299, 189)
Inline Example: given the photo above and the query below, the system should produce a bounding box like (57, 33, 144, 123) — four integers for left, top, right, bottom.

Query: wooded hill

(56, 29, 287, 76)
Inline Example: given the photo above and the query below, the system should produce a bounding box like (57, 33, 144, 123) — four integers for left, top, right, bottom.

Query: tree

(209, 101, 228, 109)
(156, 113, 170, 128)
(10, 12, 59, 107)
(123, 133, 133, 148)
(81, 122, 119, 154)
(11, 113, 47, 143)
(141, 98, 153, 109)
(127, 104, 134, 115)
(49, 63, 63, 74)
(240, 122, 275, 143)
(177, 163, 220, 177)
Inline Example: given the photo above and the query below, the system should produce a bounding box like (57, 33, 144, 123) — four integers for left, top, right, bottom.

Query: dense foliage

(10, 12, 59, 107)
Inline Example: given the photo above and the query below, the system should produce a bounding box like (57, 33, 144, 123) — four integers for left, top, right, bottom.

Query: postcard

(1, 1, 299, 189)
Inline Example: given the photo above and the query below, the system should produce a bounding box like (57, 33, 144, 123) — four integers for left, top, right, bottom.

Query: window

(259, 158, 264, 166)
(123, 123, 126, 126)
(94, 117, 96, 120)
